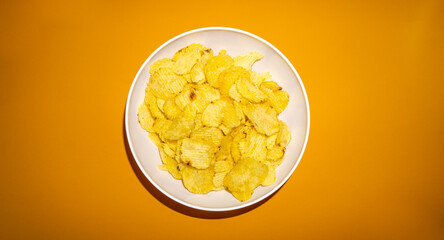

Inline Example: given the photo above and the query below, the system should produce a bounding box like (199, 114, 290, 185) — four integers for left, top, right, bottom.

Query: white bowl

(125, 27, 310, 211)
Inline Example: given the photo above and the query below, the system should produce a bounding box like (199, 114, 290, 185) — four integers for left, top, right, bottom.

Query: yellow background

(1, 0, 443, 239)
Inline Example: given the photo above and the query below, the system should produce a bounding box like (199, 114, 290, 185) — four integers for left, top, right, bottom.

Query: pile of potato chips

(138, 44, 291, 201)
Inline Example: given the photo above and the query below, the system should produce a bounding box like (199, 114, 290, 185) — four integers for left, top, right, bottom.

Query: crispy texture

(180, 138, 217, 169)
(224, 157, 268, 201)
(179, 163, 214, 194)
(204, 50, 233, 88)
(233, 51, 264, 70)
(243, 103, 280, 136)
(138, 44, 291, 201)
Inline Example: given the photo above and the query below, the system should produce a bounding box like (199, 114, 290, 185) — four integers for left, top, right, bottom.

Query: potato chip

(236, 76, 268, 103)
(175, 84, 195, 110)
(243, 103, 280, 136)
(162, 106, 196, 140)
(163, 98, 182, 120)
(190, 61, 205, 83)
(238, 128, 267, 162)
(144, 90, 165, 119)
(266, 134, 278, 149)
(148, 132, 162, 148)
(233, 51, 264, 70)
(228, 84, 249, 103)
(180, 138, 216, 169)
(174, 51, 199, 75)
(157, 98, 165, 112)
(216, 135, 233, 162)
(201, 99, 227, 127)
(276, 121, 291, 147)
(261, 86, 289, 114)
(190, 127, 224, 147)
(179, 163, 214, 194)
(138, 44, 292, 201)
(261, 80, 282, 91)
(267, 145, 285, 161)
(191, 84, 221, 113)
(222, 101, 241, 129)
(251, 72, 272, 86)
(224, 157, 268, 201)
(149, 68, 187, 99)
(204, 50, 233, 88)
(219, 66, 250, 96)
(261, 161, 276, 186)
(149, 58, 174, 75)
(138, 104, 155, 132)
(158, 148, 181, 179)
(213, 160, 234, 190)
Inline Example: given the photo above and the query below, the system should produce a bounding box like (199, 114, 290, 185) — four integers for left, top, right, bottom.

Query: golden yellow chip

(204, 50, 233, 88)
(261, 80, 282, 91)
(267, 145, 285, 161)
(191, 83, 221, 113)
(190, 61, 205, 83)
(243, 103, 280, 136)
(162, 106, 196, 140)
(138, 103, 155, 132)
(138, 44, 292, 201)
(236, 76, 268, 103)
(261, 161, 276, 186)
(190, 127, 224, 147)
(158, 148, 181, 180)
(224, 157, 268, 201)
(163, 98, 182, 120)
(149, 58, 174, 75)
(238, 128, 267, 162)
(149, 68, 187, 100)
(233, 51, 264, 70)
(276, 121, 291, 147)
(261, 86, 289, 114)
(251, 72, 272, 86)
(179, 163, 214, 194)
(180, 138, 217, 169)
(219, 66, 250, 96)
(144, 90, 165, 119)
(201, 99, 227, 127)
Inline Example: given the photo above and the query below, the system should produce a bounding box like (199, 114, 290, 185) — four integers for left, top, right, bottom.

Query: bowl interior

(126, 28, 309, 211)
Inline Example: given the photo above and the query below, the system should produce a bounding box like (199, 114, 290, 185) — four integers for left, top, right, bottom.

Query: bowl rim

(125, 26, 310, 212)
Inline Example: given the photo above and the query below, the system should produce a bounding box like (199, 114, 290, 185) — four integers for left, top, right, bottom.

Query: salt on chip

(179, 163, 214, 194)
(233, 51, 264, 70)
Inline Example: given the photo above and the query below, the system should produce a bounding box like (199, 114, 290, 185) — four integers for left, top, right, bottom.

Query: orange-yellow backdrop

(1, 0, 443, 239)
